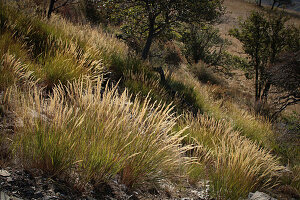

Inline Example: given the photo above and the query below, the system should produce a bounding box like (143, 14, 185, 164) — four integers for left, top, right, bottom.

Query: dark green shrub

(181, 24, 229, 65)
(190, 62, 224, 86)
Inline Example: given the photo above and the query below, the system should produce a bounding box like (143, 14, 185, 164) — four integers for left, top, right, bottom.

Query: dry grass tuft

(180, 113, 284, 199)
(0, 53, 36, 90)
(6, 76, 190, 188)
(172, 66, 276, 149)
(47, 15, 128, 60)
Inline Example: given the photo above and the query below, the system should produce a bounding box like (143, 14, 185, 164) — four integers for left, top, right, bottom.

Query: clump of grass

(172, 67, 277, 150)
(179, 113, 284, 199)
(0, 59, 16, 91)
(47, 15, 128, 59)
(226, 103, 276, 149)
(0, 53, 35, 91)
(0, 31, 29, 59)
(1, 3, 143, 91)
(171, 67, 223, 117)
(291, 165, 300, 193)
(1, 7, 105, 89)
(34, 40, 95, 88)
(190, 62, 224, 86)
(8, 76, 189, 188)
(3, 9, 55, 57)
(124, 71, 169, 102)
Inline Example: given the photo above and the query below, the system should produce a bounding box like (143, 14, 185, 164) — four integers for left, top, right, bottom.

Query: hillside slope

(0, 1, 299, 199)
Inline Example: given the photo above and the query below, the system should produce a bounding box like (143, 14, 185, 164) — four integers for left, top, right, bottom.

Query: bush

(190, 62, 224, 86)
(181, 24, 229, 66)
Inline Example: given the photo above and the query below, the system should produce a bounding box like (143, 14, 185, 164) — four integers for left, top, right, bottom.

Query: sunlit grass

(172, 67, 277, 149)
(226, 103, 276, 149)
(0, 53, 35, 90)
(0, 2, 295, 197)
(179, 113, 284, 199)
(1, 4, 105, 89)
(7, 76, 190, 188)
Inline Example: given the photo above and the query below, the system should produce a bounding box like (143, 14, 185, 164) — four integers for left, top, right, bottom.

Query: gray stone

(0, 192, 10, 200)
(248, 191, 277, 200)
(86, 196, 97, 200)
(0, 191, 22, 200)
(0, 170, 11, 177)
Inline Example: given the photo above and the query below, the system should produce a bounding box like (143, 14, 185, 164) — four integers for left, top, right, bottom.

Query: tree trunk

(271, 0, 276, 10)
(255, 64, 259, 102)
(193, 50, 200, 64)
(142, 16, 155, 60)
(258, 79, 262, 100)
(261, 80, 271, 102)
(258, 0, 262, 6)
(153, 67, 166, 83)
(47, 0, 55, 19)
(142, 30, 154, 60)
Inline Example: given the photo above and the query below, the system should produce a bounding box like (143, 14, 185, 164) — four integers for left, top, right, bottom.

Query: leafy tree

(230, 12, 269, 103)
(230, 11, 298, 110)
(181, 24, 229, 66)
(267, 51, 300, 118)
(111, 0, 224, 60)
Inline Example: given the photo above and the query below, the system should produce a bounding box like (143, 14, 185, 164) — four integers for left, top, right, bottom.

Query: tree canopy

(110, 0, 224, 59)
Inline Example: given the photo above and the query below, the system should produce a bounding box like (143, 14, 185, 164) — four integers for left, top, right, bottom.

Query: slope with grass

(0, 1, 299, 199)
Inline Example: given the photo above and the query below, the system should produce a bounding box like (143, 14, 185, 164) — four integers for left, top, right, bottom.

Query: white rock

(0, 170, 11, 177)
(248, 191, 277, 200)
(0, 191, 10, 200)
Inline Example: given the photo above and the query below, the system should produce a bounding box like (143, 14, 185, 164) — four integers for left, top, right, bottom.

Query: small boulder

(248, 191, 277, 200)
(0, 191, 22, 200)
(0, 170, 11, 177)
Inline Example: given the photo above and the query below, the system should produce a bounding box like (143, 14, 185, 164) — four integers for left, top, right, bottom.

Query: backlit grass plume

(8, 76, 190, 188)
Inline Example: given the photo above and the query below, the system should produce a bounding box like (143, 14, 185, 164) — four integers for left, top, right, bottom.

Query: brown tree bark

(142, 17, 155, 60)
(47, 0, 55, 19)
(271, 0, 277, 9)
